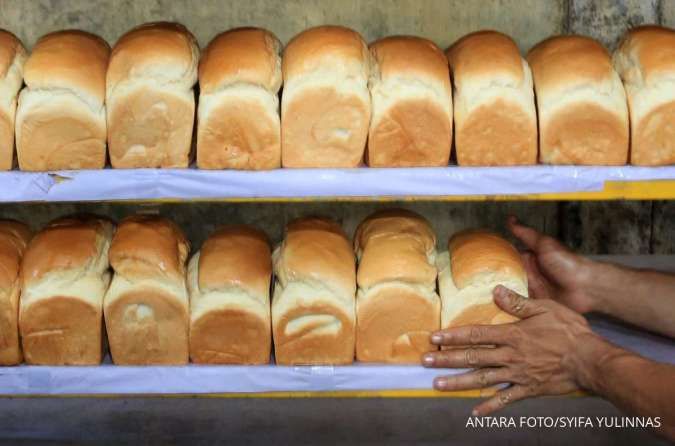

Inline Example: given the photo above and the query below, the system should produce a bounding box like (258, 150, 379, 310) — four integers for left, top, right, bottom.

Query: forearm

(574, 335, 675, 440)
(582, 260, 675, 338)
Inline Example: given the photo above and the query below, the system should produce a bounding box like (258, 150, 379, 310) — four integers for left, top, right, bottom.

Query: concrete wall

(0, 0, 672, 255)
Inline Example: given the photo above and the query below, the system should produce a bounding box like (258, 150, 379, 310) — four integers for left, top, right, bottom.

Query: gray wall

(0, 0, 672, 255)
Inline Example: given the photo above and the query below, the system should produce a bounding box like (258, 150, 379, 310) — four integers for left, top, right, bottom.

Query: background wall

(0, 0, 672, 254)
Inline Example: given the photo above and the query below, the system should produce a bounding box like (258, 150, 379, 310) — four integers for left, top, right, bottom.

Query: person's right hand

(507, 216, 596, 313)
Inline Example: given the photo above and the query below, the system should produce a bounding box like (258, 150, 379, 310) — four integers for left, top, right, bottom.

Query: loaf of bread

(281, 26, 371, 168)
(104, 216, 189, 364)
(527, 35, 629, 165)
(367, 36, 452, 167)
(354, 210, 440, 363)
(188, 225, 272, 364)
(106, 22, 199, 168)
(0, 220, 30, 365)
(0, 31, 26, 170)
(272, 217, 356, 365)
(437, 230, 528, 329)
(613, 25, 675, 166)
(19, 217, 113, 365)
(447, 31, 537, 166)
(16, 31, 109, 171)
(198, 27, 282, 170)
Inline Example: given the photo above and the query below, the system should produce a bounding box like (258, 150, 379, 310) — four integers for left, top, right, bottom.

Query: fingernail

(430, 333, 443, 344)
(471, 409, 479, 417)
(493, 285, 506, 297)
(433, 377, 447, 390)
(422, 354, 434, 367)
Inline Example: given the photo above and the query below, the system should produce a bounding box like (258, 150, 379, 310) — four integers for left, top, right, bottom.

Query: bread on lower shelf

(104, 215, 190, 365)
(354, 210, 440, 363)
(437, 230, 528, 330)
(272, 217, 356, 365)
(188, 225, 272, 364)
(0, 220, 30, 365)
(19, 216, 113, 365)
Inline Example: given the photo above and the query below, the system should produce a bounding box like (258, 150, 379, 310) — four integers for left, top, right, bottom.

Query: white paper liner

(1, 166, 673, 202)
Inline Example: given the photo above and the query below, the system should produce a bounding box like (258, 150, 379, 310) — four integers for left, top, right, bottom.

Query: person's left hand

(422, 285, 606, 416)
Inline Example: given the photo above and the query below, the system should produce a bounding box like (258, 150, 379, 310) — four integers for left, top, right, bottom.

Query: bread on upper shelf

(0, 30, 26, 171)
(106, 22, 199, 168)
(527, 35, 629, 165)
(613, 25, 675, 166)
(447, 30, 537, 166)
(281, 26, 371, 168)
(16, 30, 109, 171)
(198, 27, 282, 170)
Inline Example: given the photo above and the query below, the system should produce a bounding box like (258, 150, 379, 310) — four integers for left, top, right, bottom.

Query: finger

(423, 346, 516, 368)
(493, 285, 546, 319)
(472, 385, 530, 416)
(430, 324, 510, 346)
(433, 368, 511, 391)
(521, 252, 552, 300)
(507, 216, 542, 251)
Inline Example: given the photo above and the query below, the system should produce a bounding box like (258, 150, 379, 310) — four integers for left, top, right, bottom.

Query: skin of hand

(423, 285, 675, 440)
(507, 215, 596, 313)
(423, 285, 605, 416)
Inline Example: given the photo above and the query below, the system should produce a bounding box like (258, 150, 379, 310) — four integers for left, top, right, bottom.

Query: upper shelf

(1, 166, 674, 203)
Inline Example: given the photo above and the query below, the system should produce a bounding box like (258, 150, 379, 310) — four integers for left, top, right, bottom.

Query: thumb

(493, 285, 545, 319)
(522, 252, 552, 300)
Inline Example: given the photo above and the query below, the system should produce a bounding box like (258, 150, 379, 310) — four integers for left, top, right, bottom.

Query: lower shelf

(2, 315, 672, 397)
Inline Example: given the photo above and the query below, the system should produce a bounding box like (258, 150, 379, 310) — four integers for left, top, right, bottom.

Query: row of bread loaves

(1, 24, 674, 171)
(1, 211, 528, 366)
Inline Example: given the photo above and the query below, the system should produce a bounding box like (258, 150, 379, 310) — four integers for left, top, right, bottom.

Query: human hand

(422, 285, 609, 416)
(508, 216, 596, 313)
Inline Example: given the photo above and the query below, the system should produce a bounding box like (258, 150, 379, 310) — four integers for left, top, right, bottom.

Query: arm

(423, 286, 675, 440)
(508, 216, 675, 338)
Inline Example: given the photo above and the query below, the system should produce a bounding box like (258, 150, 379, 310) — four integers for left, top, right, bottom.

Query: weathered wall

(0, 0, 671, 255)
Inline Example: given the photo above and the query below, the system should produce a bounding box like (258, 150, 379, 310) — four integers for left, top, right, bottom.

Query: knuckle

(477, 369, 491, 387)
(469, 326, 484, 344)
(498, 391, 511, 407)
(465, 347, 480, 366)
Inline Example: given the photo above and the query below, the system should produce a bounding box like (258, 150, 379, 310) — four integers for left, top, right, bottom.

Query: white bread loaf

(437, 230, 528, 329)
(107, 22, 199, 168)
(0, 31, 26, 170)
(447, 31, 537, 166)
(527, 35, 629, 165)
(104, 216, 189, 365)
(613, 25, 675, 166)
(367, 36, 452, 167)
(281, 26, 371, 168)
(16, 30, 109, 171)
(272, 217, 356, 365)
(19, 217, 113, 365)
(188, 225, 272, 364)
(354, 210, 440, 363)
(197, 27, 282, 170)
(0, 220, 30, 365)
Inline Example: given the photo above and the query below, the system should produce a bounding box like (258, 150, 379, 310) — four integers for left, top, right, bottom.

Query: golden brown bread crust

(354, 209, 436, 288)
(199, 27, 281, 94)
(21, 217, 108, 286)
(278, 217, 355, 295)
(447, 30, 523, 85)
(24, 30, 110, 104)
(371, 36, 450, 89)
(273, 301, 354, 365)
(616, 25, 675, 85)
(631, 101, 675, 165)
(0, 29, 24, 80)
(356, 286, 439, 363)
(0, 220, 30, 365)
(0, 112, 13, 171)
(107, 22, 198, 91)
(109, 216, 189, 284)
(526, 35, 614, 94)
(190, 308, 270, 364)
(21, 295, 103, 365)
(282, 25, 369, 81)
(448, 230, 526, 290)
(198, 225, 271, 295)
